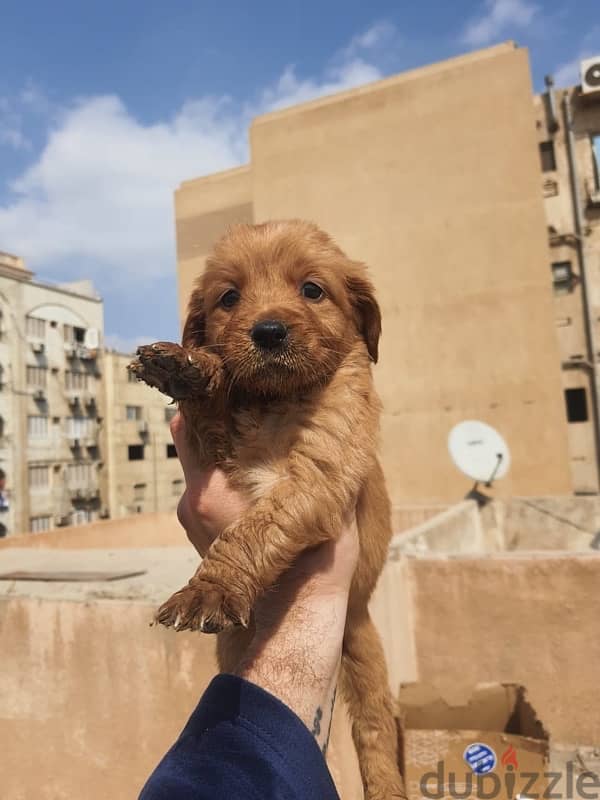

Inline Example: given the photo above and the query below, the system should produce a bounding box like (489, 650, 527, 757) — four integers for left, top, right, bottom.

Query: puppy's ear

(182, 287, 205, 348)
(345, 267, 382, 363)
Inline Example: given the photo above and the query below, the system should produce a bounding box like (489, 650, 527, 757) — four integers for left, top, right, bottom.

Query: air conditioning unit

(581, 57, 600, 95)
(77, 345, 95, 360)
(587, 178, 600, 207)
(32, 342, 45, 354)
(84, 328, 99, 349)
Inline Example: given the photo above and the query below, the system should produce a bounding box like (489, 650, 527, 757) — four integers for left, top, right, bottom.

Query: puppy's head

(182, 220, 381, 397)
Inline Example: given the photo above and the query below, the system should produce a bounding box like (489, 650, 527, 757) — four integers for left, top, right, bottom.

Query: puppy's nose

(251, 320, 288, 350)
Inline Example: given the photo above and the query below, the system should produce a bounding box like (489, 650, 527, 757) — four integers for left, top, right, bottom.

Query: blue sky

(0, 0, 598, 351)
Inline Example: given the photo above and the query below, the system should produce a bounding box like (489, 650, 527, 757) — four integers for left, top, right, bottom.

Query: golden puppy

(130, 220, 405, 799)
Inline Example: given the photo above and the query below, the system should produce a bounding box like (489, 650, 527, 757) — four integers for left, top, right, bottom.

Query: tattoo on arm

(311, 686, 337, 756)
(311, 706, 323, 737)
(322, 687, 337, 756)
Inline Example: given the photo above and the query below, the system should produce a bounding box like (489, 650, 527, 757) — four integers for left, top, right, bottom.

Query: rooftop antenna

(448, 420, 511, 506)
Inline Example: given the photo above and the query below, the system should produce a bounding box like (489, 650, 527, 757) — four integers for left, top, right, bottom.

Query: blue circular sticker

(463, 743, 497, 775)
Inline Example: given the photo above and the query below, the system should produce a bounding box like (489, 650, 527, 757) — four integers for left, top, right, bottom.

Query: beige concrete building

(535, 64, 600, 493)
(174, 42, 574, 505)
(0, 252, 105, 536)
(0, 253, 183, 536)
(102, 350, 183, 519)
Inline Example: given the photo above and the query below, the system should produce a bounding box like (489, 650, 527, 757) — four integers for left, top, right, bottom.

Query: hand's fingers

(169, 411, 201, 477)
(177, 490, 213, 557)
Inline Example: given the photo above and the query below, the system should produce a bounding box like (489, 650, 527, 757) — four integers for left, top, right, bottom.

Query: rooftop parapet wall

(2, 547, 598, 799)
(0, 512, 182, 550)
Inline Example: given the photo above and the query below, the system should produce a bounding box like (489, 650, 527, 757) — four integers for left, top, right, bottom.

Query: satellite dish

(448, 420, 510, 487)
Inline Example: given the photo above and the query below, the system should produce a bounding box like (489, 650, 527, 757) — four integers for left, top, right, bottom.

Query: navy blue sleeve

(139, 674, 340, 800)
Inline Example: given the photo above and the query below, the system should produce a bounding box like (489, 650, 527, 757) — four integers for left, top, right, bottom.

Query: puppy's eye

(301, 282, 324, 301)
(220, 289, 240, 309)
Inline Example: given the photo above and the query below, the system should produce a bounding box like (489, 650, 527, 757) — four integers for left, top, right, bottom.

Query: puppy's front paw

(155, 579, 251, 634)
(129, 342, 222, 401)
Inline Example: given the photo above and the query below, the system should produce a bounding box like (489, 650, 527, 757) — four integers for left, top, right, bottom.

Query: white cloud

(259, 59, 381, 112)
(553, 26, 600, 88)
(461, 0, 538, 47)
(554, 59, 580, 88)
(0, 25, 389, 285)
(343, 21, 399, 57)
(0, 82, 55, 151)
(0, 97, 31, 150)
(0, 95, 246, 277)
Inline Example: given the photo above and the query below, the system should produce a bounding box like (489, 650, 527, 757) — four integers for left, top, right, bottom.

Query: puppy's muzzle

(251, 319, 288, 351)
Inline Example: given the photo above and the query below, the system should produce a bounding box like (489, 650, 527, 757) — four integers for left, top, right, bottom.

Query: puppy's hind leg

(341, 607, 406, 800)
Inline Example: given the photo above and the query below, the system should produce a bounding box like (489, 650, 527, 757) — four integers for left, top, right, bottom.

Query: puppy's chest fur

(217, 352, 378, 505)
(225, 398, 318, 502)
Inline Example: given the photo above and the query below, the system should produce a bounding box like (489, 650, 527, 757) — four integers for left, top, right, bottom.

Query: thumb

(169, 411, 201, 478)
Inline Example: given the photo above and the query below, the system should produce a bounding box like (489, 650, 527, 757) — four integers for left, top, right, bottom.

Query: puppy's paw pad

(155, 580, 251, 634)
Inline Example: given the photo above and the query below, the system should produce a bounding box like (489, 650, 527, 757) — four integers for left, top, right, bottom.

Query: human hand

(170, 412, 247, 556)
(170, 410, 359, 750)
(170, 412, 359, 599)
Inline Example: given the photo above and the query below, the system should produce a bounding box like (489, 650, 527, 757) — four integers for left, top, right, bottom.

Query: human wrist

(236, 590, 348, 751)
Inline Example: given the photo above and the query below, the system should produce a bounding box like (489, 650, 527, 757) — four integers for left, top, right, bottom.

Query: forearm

(236, 585, 348, 754)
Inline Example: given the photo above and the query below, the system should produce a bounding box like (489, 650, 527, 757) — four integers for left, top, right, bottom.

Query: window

(126, 405, 142, 421)
(30, 515, 51, 533)
(71, 509, 94, 525)
(28, 415, 48, 439)
(66, 416, 94, 439)
(65, 371, 88, 390)
(166, 443, 177, 459)
(551, 261, 573, 294)
(565, 387, 588, 423)
(592, 134, 600, 190)
(164, 406, 177, 422)
(66, 462, 92, 488)
(25, 315, 45, 338)
(29, 464, 50, 490)
(26, 366, 47, 387)
(539, 140, 556, 172)
(128, 444, 145, 461)
(64, 324, 86, 344)
(172, 478, 184, 497)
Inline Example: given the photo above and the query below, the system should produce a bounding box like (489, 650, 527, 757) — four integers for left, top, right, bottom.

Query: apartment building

(173, 43, 574, 505)
(102, 350, 183, 519)
(0, 253, 184, 536)
(535, 58, 600, 493)
(0, 251, 104, 536)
